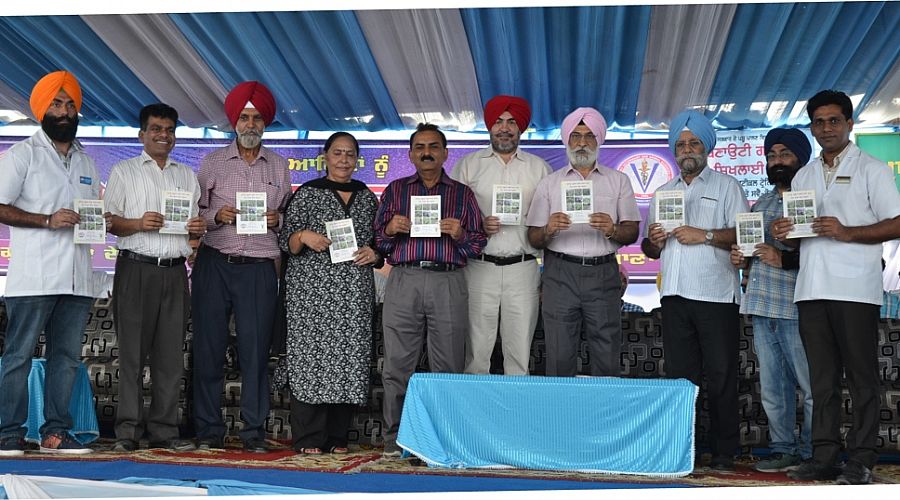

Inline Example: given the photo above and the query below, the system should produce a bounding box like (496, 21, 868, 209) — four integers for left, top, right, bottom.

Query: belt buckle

(226, 255, 240, 264)
(156, 257, 167, 267)
(581, 257, 590, 267)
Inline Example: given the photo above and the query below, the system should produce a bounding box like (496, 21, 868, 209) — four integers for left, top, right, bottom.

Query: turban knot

(30, 71, 82, 122)
(561, 107, 608, 145)
(484, 95, 531, 132)
(764, 128, 812, 166)
(668, 110, 716, 154)
(224, 81, 276, 128)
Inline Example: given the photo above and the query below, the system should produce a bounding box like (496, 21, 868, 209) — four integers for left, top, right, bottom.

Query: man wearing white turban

(641, 109, 749, 471)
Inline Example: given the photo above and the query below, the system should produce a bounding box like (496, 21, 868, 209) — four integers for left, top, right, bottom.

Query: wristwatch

(704, 231, 714, 245)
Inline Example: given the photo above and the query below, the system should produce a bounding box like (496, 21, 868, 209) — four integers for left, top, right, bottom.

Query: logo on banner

(617, 153, 675, 203)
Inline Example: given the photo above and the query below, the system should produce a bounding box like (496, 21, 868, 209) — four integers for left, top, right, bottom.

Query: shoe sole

(754, 465, 799, 473)
(39, 447, 93, 455)
(0, 450, 25, 457)
(383, 451, 402, 458)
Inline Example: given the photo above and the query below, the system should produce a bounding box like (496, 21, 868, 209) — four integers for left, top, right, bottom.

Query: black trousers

(290, 395, 354, 450)
(191, 246, 277, 441)
(797, 300, 880, 468)
(661, 295, 740, 457)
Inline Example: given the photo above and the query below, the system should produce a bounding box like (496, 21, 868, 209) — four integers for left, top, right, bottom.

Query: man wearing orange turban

(0, 71, 98, 455)
(191, 81, 292, 454)
(449, 95, 551, 376)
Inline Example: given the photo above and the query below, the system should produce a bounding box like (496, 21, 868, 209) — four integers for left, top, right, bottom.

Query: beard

(566, 145, 598, 169)
(490, 132, 518, 154)
(766, 164, 798, 187)
(237, 130, 262, 149)
(676, 152, 707, 176)
(41, 113, 79, 143)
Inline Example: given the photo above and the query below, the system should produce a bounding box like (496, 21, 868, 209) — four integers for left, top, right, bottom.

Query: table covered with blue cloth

(0, 358, 99, 444)
(397, 373, 698, 476)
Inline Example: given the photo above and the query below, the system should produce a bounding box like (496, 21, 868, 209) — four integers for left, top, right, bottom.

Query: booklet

(654, 190, 685, 231)
(410, 195, 441, 237)
(735, 212, 765, 256)
(783, 190, 817, 239)
(73, 199, 106, 244)
(160, 190, 193, 235)
(560, 180, 593, 223)
(491, 184, 523, 225)
(236, 192, 268, 234)
(325, 218, 358, 264)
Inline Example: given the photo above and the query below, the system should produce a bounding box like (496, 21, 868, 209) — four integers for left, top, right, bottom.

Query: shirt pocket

(690, 196, 719, 229)
(594, 194, 618, 220)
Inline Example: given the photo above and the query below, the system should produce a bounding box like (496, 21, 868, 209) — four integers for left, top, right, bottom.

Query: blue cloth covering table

(397, 373, 698, 476)
(0, 358, 99, 444)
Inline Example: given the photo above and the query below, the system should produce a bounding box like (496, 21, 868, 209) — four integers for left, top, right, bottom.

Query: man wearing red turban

(191, 81, 292, 453)
(0, 71, 98, 455)
(449, 95, 551, 375)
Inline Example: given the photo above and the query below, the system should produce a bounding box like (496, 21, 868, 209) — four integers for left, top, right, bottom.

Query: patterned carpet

(4, 439, 898, 488)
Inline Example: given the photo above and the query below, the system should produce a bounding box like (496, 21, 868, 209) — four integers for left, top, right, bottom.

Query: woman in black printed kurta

(276, 132, 381, 454)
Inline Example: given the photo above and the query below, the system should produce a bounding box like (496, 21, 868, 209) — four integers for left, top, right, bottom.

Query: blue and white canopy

(0, 2, 897, 132)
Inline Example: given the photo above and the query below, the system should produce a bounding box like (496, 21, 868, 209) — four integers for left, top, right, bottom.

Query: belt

(203, 246, 273, 265)
(396, 261, 459, 272)
(546, 249, 616, 266)
(118, 249, 186, 268)
(478, 254, 536, 266)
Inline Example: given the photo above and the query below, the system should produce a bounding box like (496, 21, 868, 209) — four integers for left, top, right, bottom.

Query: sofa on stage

(1, 300, 898, 455)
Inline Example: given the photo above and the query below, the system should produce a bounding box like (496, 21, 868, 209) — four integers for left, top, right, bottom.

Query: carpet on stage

(0, 440, 898, 494)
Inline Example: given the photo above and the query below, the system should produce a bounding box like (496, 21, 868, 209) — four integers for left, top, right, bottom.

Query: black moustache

(421, 156, 435, 161)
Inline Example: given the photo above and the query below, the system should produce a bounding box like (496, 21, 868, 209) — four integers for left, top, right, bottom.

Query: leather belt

(203, 245, 273, 265)
(478, 254, 536, 266)
(396, 261, 459, 272)
(546, 249, 615, 266)
(118, 249, 186, 268)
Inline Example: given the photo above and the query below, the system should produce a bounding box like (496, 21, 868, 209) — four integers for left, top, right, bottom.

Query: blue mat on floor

(0, 460, 689, 492)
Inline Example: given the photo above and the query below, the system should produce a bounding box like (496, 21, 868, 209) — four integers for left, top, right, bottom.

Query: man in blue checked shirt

(730, 128, 812, 473)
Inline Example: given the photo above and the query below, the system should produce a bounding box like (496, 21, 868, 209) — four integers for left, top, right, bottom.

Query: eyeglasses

(811, 117, 846, 130)
(674, 139, 703, 151)
(569, 132, 597, 143)
(765, 151, 796, 161)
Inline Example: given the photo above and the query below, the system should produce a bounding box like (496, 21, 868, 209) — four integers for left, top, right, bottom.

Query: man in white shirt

(0, 71, 98, 456)
(774, 90, 900, 485)
(450, 95, 551, 375)
(104, 103, 205, 453)
(641, 109, 749, 471)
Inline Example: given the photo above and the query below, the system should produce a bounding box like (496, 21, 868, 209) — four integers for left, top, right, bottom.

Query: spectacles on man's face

(811, 116, 846, 130)
(674, 139, 703, 151)
(569, 132, 597, 143)
(765, 150, 796, 162)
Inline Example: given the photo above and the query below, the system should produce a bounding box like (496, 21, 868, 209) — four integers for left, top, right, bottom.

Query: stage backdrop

(857, 132, 900, 192)
(0, 132, 774, 278)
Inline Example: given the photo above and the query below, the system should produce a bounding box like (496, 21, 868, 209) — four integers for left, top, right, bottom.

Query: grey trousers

(381, 266, 467, 441)
(540, 252, 621, 377)
(112, 256, 189, 442)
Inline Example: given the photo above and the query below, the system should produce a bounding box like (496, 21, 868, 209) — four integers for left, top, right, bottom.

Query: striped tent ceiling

(0, 2, 897, 133)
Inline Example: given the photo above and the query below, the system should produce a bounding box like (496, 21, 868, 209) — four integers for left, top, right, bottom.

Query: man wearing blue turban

(641, 109, 749, 471)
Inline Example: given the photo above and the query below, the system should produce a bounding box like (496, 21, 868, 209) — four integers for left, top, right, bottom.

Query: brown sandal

(329, 446, 349, 454)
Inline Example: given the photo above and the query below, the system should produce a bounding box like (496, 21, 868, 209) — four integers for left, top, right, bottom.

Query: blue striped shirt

(375, 171, 487, 267)
(739, 188, 799, 320)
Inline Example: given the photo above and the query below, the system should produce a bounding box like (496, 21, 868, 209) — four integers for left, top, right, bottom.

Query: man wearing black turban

(730, 127, 812, 473)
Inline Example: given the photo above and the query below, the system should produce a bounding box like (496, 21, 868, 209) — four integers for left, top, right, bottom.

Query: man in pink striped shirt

(191, 82, 292, 453)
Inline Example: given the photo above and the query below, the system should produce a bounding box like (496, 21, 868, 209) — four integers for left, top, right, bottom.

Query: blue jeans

(751, 315, 813, 459)
(0, 295, 92, 439)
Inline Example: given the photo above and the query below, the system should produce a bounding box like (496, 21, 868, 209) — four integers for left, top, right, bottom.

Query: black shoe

(196, 437, 224, 451)
(112, 439, 138, 453)
(242, 438, 269, 453)
(0, 436, 26, 457)
(149, 439, 196, 452)
(787, 460, 841, 481)
(836, 461, 873, 485)
(710, 455, 735, 471)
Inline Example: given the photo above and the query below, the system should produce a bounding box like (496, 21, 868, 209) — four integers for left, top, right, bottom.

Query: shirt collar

(477, 147, 524, 163)
(405, 169, 452, 186)
(226, 140, 270, 163)
(676, 164, 711, 185)
(35, 129, 83, 155)
(139, 150, 177, 169)
(820, 141, 853, 169)
(562, 163, 602, 178)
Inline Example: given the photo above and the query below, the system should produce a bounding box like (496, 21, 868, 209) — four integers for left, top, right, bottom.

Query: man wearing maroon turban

(449, 95, 551, 375)
(0, 71, 98, 455)
(191, 81, 292, 453)
(526, 107, 641, 379)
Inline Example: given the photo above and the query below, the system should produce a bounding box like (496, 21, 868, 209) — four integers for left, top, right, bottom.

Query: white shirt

(104, 151, 201, 259)
(792, 142, 900, 305)
(450, 147, 551, 257)
(0, 131, 100, 297)
(646, 166, 749, 303)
